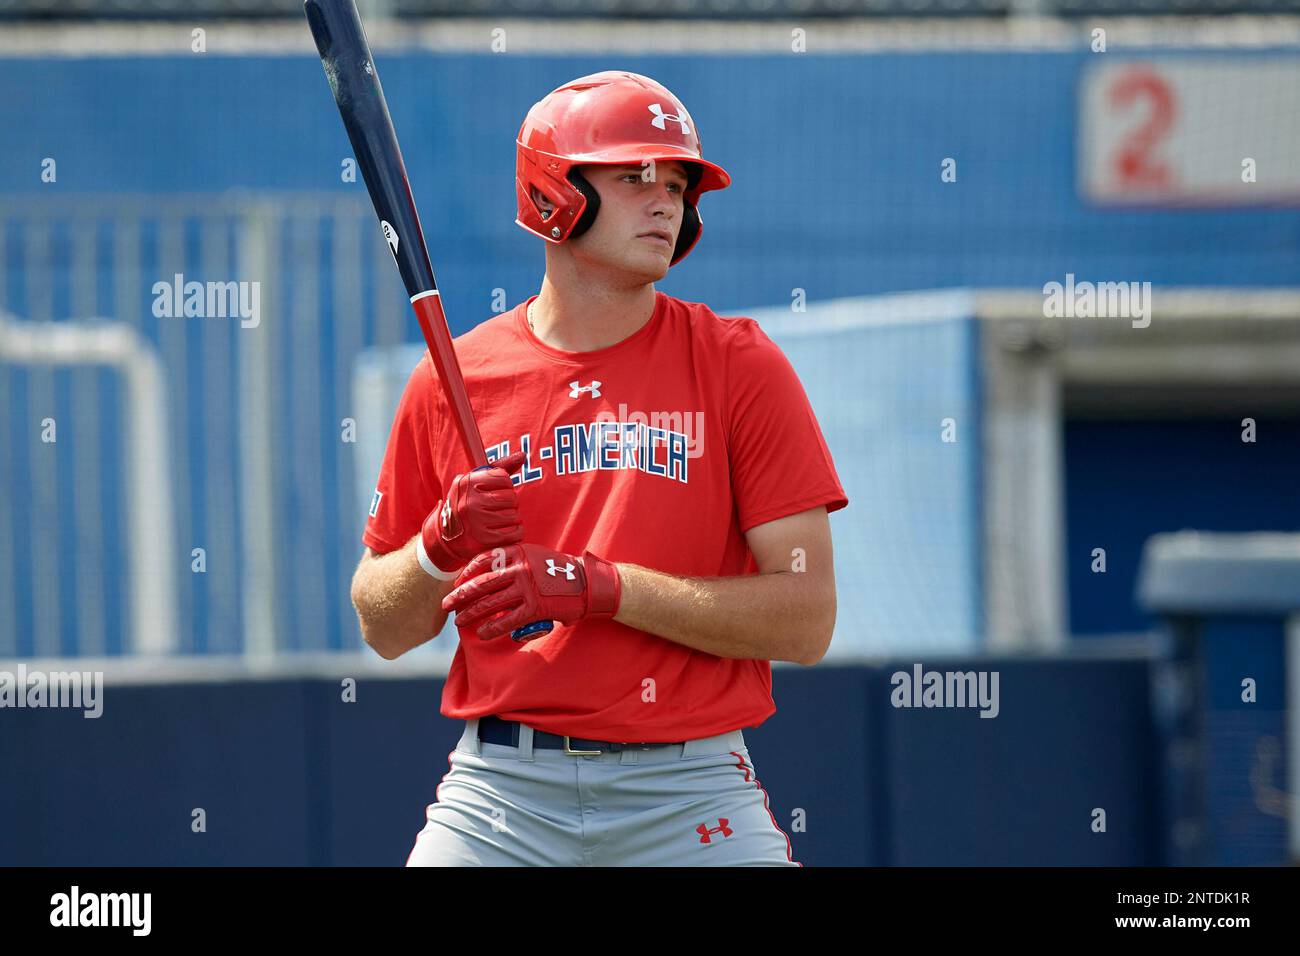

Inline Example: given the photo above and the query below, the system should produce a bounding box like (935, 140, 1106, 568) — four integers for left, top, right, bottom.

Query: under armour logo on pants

(696, 819, 733, 844)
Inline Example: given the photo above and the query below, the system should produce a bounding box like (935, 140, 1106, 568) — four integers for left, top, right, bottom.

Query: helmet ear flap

(671, 203, 701, 265)
(566, 168, 601, 239)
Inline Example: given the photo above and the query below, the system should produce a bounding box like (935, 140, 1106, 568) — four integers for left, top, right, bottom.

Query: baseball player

(351, 71, 849, 866)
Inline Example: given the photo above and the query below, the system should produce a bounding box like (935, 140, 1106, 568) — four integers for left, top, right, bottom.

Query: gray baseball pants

(405, 718, 800, 867)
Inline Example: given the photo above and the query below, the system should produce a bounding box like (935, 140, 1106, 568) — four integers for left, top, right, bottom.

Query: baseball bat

(305, 0, 552, 643)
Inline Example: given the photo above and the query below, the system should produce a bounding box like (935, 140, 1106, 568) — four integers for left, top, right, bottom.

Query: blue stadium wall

(0, 658, 1159, 866)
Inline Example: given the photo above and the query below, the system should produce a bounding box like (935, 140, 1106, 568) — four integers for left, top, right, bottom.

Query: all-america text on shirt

(363, 290, 849, 742)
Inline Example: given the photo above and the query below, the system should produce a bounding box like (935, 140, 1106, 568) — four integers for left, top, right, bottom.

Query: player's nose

(647, 183, 680, 214)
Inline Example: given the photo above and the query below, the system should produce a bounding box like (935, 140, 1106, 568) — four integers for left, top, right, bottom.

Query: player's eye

(622, 173, 684, 195)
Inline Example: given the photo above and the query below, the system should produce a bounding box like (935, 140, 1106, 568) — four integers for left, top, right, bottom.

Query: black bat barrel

(305, 0, 437, 298)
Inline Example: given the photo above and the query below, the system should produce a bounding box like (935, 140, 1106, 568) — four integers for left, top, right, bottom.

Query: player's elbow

(359, 622, 401, 660)
(797, 634, 831, 667)
(353, 610, 389, 661)
(351, 575, 401, 660)
(797, 591, 837, 667)
(353, 600, 410, 661)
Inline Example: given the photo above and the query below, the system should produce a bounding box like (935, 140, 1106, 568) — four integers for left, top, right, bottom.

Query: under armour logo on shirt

(545, 559, 576, 580)
(696, 819, 733, 844)
(569, 380, 601, 399)
(647, 103, 690, 135)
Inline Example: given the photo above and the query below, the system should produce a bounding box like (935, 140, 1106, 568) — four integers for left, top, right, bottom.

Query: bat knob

(511, 620, 554, 642)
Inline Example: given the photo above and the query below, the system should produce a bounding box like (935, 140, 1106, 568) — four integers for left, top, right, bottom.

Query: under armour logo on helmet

(647, 103, 691, 135)
(545, 559, 576, 580)
(569, 381, 602, 399)
(696, 819, 733, 844)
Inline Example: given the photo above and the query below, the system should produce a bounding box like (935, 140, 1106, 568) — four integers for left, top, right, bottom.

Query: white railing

(0, 311, 176, 654)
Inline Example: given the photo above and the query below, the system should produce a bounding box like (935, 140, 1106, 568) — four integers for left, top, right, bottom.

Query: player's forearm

(611, 563, 835, 665)
(351, 536, 454, 659)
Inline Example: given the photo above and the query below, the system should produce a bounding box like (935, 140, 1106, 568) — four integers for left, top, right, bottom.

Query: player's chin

(622, 248, 671, 281)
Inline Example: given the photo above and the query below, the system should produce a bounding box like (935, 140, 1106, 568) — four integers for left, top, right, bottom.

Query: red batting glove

(440, 543, 622, 640)
(417, 451, 528, 580)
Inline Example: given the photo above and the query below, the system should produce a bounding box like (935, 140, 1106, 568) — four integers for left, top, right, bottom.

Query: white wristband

(416, 534, 461, 581)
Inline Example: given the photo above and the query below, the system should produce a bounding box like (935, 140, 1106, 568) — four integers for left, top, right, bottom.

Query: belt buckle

(563, 736, 603, 756)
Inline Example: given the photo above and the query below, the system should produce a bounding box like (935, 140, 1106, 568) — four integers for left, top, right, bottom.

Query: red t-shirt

(362, 290, 848, 742)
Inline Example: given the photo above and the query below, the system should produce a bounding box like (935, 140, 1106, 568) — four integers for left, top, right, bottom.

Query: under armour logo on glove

(647, 102, 691, 135)
(440, 497, 453, 531)
(696, 819, 733, 844)
(441, 542, 623, 640)
(569, 380, 601, 399)
(545, 559, 576, 580)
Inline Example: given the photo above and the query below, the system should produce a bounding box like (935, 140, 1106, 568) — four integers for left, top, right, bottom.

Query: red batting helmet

(515, 71, 731, 266)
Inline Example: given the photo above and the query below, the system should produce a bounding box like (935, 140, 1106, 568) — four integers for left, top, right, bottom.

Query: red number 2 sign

(1108, 66, 1177, 191)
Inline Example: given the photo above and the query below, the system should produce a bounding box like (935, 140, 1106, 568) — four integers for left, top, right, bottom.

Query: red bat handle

(410, 291, 487, 467)
(412, 293, 554, 643)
